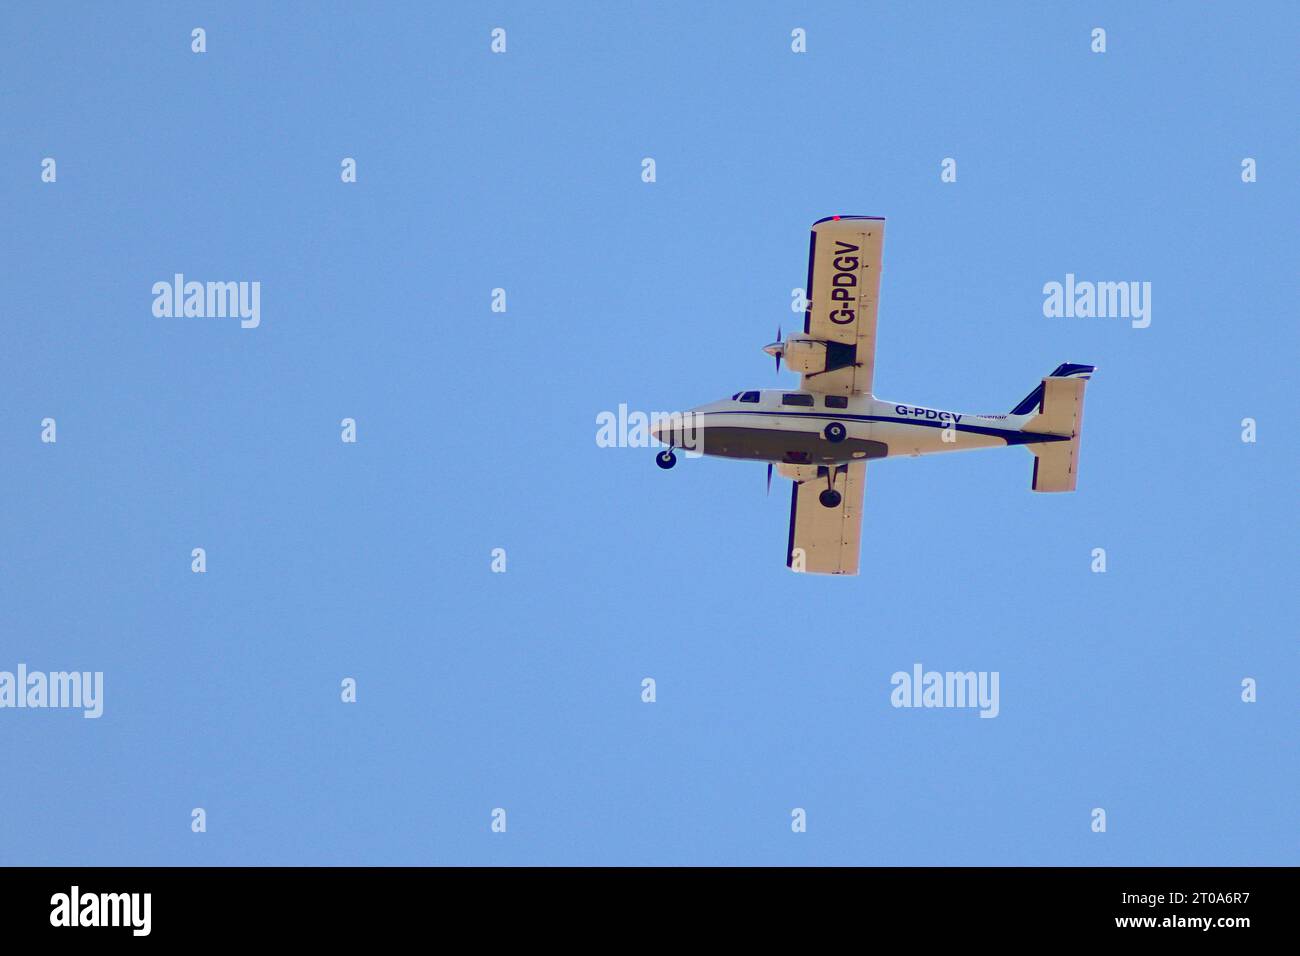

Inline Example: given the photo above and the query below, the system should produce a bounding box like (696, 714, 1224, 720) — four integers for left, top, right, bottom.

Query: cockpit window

(782, 393, 814, 407)
(824, 395, 848, 409)
(739, 391, 760, 403)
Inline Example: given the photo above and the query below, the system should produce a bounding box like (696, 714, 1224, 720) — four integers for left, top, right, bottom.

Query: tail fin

(1018, 365, 1096, 493)
(1010, 363, 1096, 416)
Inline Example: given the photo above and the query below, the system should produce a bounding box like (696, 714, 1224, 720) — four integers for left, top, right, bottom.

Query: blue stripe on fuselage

(697, 409, 1070, 445)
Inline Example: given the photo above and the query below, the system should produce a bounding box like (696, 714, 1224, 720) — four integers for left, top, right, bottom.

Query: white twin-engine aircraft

(651, 216, 1096, 576)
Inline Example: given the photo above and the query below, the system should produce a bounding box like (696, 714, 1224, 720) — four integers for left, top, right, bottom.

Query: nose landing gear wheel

(819, 489, 842, 508)
(656, 450, 677, 470)
(824, 422, 847, 443)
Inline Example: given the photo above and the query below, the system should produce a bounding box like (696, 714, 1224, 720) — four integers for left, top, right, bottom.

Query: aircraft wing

(800, 216, 885, 396)
(785, 463, 866, 575)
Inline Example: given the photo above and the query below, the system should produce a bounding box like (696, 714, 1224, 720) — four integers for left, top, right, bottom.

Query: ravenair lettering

(894, 404, 962, 424)
(828, 241, 859, 324)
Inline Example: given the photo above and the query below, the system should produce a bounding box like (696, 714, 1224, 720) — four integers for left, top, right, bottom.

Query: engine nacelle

(780, 336, 827, 374)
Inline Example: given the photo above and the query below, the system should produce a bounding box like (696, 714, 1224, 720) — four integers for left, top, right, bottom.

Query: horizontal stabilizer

(1024, 374, 1092, 493)
(1031, 440, 1080, 492)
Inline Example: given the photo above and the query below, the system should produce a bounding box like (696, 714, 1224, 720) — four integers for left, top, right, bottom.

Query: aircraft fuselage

(652, 389, 1066, 467)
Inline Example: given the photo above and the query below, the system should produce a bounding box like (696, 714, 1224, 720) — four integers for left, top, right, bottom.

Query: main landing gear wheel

(823, 422, 847, 443)
(819, 489, 842, 508)
(656, 450, 677, 470)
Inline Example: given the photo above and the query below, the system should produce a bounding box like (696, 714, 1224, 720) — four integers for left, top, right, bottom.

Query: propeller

(766, 462, 773, 495)
(762, 326, 785, 373)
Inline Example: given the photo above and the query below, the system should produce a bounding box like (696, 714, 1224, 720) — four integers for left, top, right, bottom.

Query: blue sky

(1, 2, 1295, 865)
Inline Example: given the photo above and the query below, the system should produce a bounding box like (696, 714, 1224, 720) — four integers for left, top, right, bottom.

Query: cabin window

(739, 391, 760, 403)
(782, 393, 814, 407)
(824, 395, 848, 409)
